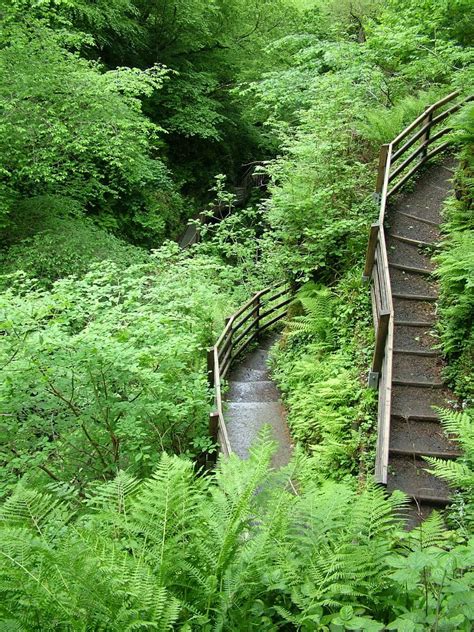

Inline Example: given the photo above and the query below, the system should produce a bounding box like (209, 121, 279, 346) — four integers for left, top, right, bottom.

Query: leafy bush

(0, 17, 184, 243)
(1, 211, 147, 286)
(0, 247, 238, 497)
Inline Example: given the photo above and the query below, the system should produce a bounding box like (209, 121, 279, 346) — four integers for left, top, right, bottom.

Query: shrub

(1, 212, 147, 286)
(0, 247, 236, 497)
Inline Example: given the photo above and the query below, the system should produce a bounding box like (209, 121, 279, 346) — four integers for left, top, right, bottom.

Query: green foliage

(242, 0, 472, 281)
(271, 272, 376, 481)
(0, 247, 238, 497)
(436, 104, 474, 399)
(359, 91, 443, 146)
(386, 513, 474, 631)
(1, 206, 146, 286)
(286, 282, 335, 349)
(0, 18, 185, 243)
(426, 408, 474, 531)
(256, 75, 376, 279)
(0, 0, 473, 625)
(1, 440, 472, 630)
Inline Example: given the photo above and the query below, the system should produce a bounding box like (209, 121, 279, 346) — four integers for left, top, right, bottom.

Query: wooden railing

(207, 282, 292, 456)
(363, 90, 472, 484)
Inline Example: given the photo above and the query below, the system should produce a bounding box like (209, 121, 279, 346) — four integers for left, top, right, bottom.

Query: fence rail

(363, 90, 472, 484)
(207, 282, 292, 456)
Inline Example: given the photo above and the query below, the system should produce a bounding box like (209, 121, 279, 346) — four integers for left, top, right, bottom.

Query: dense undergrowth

(2, 438, 474, 631)
(0, 0, 473, 628)
(436, 104, 474, 401)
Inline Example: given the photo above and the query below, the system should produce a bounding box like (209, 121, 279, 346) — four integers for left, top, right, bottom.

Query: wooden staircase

(364, 91, 472, 525)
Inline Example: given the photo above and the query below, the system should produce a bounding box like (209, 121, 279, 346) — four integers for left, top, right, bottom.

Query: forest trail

(224, 334, 293, 468)
(385, 156, 461, 523)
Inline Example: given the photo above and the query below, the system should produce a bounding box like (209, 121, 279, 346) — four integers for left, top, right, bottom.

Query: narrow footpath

(225, 335, 293, 468)
(385, 157, 461, 521)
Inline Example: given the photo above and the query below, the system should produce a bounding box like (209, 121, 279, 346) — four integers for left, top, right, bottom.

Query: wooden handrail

(208, 281, 291, 456)
(364, 91, 472, 484)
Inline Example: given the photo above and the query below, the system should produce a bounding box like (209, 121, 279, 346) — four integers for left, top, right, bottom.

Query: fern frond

(86, 470, 141, 515)
(0, 487, 68, 538)
(286, 284, 335, 348)
(425, 457, 474, 489)
(408, 511, 446, 550)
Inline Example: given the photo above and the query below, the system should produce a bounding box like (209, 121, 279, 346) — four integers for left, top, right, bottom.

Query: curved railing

(207, 283, 292, 455)
(363, 90, 472, 484)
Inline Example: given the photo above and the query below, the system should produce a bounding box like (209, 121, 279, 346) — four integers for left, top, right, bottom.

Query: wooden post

(375, 144, 390, 197)
(420, 111, 433, 162)
(207, 348, 215, 389)
(372, 310, 390, 375)
(253, 295, 261, 339)
(225, 316, 233, 351)
(209, 411, 219, 443)
(362, 223, 380, 281)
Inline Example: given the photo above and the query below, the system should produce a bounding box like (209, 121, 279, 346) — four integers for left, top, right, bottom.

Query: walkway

(385, 157, 460, 521)
(225, 335, 293, 468)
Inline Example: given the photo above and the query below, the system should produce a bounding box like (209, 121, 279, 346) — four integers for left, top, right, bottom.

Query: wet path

(225, 335, 293, 468)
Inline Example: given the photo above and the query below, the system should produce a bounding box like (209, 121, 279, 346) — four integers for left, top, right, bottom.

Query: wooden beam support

(375, 144, 390, 196)
(209, 412, 219, 443)
(372, 310, 390, 374)
(363, 223, 380, 281)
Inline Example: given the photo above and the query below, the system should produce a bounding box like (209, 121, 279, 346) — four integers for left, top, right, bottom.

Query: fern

(0, 441, 470, 629)
(286, 283, 335, 350)
(425, 408, 474, 494)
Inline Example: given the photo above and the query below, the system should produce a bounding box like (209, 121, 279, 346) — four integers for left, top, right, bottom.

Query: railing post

(209, 411, 219, 443)
(207, 348, 215, 389)
(254, 294, 261, 340)
(369, 310, 390, 388)
(375, 144, 390, 199)
(420, 110, 434, 162)
(362, 223, 380, 282)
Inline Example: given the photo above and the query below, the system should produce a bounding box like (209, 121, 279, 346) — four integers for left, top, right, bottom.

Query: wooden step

(390, 417, 459, 455)
(393, 348, 439, 357)
(386, 455, 451, 505)
(389, 262, 432, 276)
(387, 212, 440, 244)
(393, 324, 438, 354)
(390, 267, 438, 298)
(389, 233, 436, 249)
(390, 447, 460, 459)
(392, 412, 441, 423)
(392, 379, 445, 388)
(394, 320, 435, 327)
(386, 235, 435, 272)
(392, 353, 443, 383)
(393, 296, 437, 321)
(391, 385, 452, 419)
(397, 211, 440, 227)
(392, 292, 438, 302)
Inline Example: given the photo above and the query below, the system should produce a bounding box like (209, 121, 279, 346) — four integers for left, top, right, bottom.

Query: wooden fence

(363, 90, 472, 484)
(207, 282, 292, 455)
